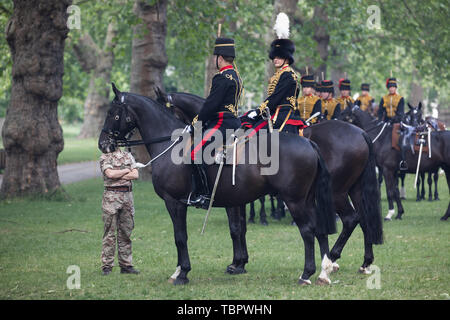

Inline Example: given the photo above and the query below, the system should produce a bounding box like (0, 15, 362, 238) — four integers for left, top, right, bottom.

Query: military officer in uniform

(100, 147, 140, 276)
(355, 83, 375, 113)
(247, 32, 304, 134)
(297, 74, 322, 124)
(336, 78, 355, 111)
(188, 37, 243, 209)
(378, 77, 407, 169)
(320, 79, 341, 120)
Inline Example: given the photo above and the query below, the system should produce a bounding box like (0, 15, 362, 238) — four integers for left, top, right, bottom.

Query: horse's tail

(310, 141, 337, 235)
(359, 132, 384, 244)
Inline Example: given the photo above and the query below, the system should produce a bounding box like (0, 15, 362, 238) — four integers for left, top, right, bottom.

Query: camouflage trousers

(101, 191, 135, 269)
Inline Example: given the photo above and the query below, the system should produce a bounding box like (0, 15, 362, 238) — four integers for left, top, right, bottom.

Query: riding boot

(188, 164, 211, 210)
(399, 133, 408, 171)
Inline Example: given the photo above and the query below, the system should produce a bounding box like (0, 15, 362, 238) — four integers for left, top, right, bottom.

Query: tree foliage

(0, 0, 449, 123)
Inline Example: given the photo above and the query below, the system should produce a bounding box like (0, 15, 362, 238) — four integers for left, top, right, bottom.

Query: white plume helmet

(273, 12, 290, 39)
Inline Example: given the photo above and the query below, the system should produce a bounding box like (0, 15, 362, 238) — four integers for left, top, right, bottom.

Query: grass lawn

(0, 174, 448, 300)
(57, 123, 101, 165)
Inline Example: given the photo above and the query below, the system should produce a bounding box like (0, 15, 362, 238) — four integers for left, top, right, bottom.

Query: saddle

(391, 123, 429, 154)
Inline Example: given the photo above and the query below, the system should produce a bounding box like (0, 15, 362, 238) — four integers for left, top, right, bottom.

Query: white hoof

(385, 209, 395, 221)
(359, 266, 372, 275)
(316, 276, 331, 285)
(168, 265, 181, 283)
(298, 278, 312, 286)
(332, 262, 340, 273)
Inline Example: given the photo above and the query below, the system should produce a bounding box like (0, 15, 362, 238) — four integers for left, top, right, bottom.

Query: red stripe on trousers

(191, 112, 224, 161)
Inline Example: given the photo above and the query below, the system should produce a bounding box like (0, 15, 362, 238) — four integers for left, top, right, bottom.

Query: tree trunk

(130, 0, 168, 180)
(1, 0, 71, 198)
(75, 22, 118, 138)
(409, 68, 423, 108)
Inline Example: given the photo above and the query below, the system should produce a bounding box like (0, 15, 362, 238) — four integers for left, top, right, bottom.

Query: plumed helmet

(361, 83, 370, 91)
(269, 12, 295, 65)
(300, 74, 315, 88)
(321, 80, 334, 94)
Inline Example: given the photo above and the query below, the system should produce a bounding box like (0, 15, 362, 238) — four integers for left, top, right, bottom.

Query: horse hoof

(260, 221, 268, 226)
(384, 217, 392, 221)
(358, 267, 371, 275)
(316, 277, 331, 286)
(395, 215, 402, 220)
(248, 219, 255, 224)
(226, 265, 247, 275)
(169, 277, 189, 285)
(332, 263, 340, 273)
(298, 278, 311, 286)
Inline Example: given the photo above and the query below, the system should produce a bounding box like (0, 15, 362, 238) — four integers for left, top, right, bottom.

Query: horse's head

(405, 102, 424, 127)
(339, 104, 356, 123)
(98, 83, 138, 153)
(154, 86, 169, 106)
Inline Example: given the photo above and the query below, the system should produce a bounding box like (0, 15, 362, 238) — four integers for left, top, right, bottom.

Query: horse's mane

(124, 92, 185, 126)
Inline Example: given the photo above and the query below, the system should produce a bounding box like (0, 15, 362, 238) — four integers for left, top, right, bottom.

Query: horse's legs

(286, 198, 317, 285)
(225, 206, 247, 274)
(433, 169, 440, 200)
(329, 195, 359, 270)
(259, 196, 268, 226)
(416, 173, 422, 201)
(349, 187, 375, 274)
(420, 172, 426, 200)
(377, 166, 384, 187)
(384, 170, 404, 220)
(248, 202, 256, 224)
(427, 171, 433, 201)
(276, 195, 286, 218)
(400, 171, 406, 199)
(239, 204, 249, 266)
(165, 198, 191, 285)
(440, 166, 450, 220)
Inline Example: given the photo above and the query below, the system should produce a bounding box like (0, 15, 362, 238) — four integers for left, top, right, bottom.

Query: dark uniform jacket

(377, 93, 404, 123)
(191, 65, 242, 162)
(256, 65, 302, 134)
(198, 65, 242, 127)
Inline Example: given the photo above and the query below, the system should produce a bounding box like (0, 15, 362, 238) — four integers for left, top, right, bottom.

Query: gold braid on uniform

(233, 61, 244, 116)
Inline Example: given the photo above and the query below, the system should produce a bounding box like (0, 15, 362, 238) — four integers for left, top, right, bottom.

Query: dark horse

(99, 84, 337, 285)
(156, 90, 384, 275)
(341, 105, 450, 221)
(404, 102, 445, 201)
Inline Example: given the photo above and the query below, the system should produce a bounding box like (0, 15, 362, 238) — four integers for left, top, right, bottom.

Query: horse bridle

(102, 97, 172, 148)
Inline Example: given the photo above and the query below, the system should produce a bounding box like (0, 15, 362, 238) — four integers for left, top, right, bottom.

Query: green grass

(0, 174, 448, 300)
(57, 123, 101, 165)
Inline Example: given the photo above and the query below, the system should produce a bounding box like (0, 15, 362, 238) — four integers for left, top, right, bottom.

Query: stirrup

(188, 194, 211, 210)
(399, 161, 408, 171)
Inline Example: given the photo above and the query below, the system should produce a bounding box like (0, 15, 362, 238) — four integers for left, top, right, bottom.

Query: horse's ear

(418, 102, 422, 110)
(112, 82, 121, 98)
(407, 102, 413, 110)
(154, 86, 165, 100)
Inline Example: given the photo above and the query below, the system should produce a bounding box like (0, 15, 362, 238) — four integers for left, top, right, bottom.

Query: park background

(0, 0, 448, 300)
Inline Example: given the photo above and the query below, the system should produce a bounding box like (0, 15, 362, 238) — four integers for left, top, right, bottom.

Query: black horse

(404, 102, 442, 201)
(156, 90, 384, 275)
(340, 105, 450, 221)
(99, 84, 337, 286)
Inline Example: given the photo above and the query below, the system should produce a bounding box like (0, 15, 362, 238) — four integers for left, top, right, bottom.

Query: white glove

(247, 111, 258, 119)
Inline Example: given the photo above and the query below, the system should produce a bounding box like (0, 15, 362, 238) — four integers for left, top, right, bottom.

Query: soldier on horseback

(297, 74, 322, 124)
(378, 77, 407, 170)
(247, 13, 304, 134)
(355, 83, 375, 113)
(189, 37, 243, 209)
(319, 80, 341, 120)
(336, 78, 355, 111)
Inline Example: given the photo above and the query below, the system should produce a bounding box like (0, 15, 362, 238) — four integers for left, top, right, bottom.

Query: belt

(105, 186, 132, 192)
